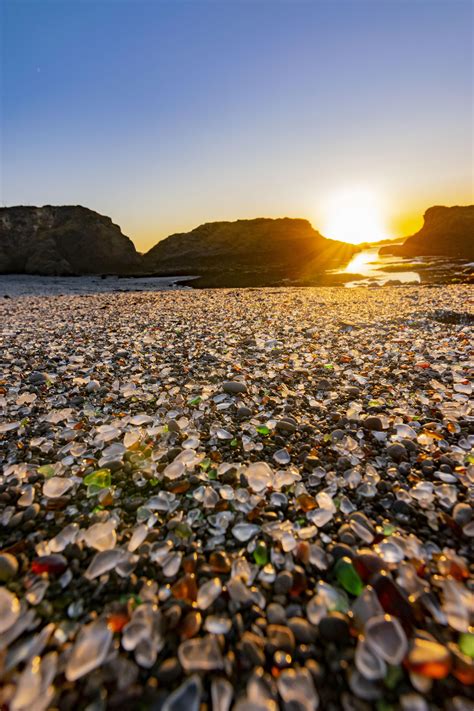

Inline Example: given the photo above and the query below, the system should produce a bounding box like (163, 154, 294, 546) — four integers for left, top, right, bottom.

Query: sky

(1, 0, 473, 251)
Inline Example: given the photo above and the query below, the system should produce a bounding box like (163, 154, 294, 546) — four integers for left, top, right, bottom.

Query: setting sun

(321, 187, 390, 244)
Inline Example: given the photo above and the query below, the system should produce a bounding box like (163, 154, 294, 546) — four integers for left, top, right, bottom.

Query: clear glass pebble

(178, 634, 224, 671)
(246, 462, 273, 492)
(84, 549, 126, 580)
(65, 620, 112, 681)
(43, 477, 73, 498)
(365, 614, 408, 664)
(197, 578, 222, 609)
(0, 589, 20, 633)
(232, 523, 260, 541)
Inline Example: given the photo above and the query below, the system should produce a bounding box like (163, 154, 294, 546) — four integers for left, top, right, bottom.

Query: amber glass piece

(247, 504, 264, 522)
(215, 500, 229, 512)
(183, 552, 198, 574)
(98, 491, 114, 507)
(209, 551, 231, 574)
(296, 494, 317, 512)
(408, 661, 450, 679)
(180, 610, 202, 639)
(171, 573, 197, 602)
(295, 542, 310, 564)
(436, 553, 469, 581)
(290, 568, 307, 597)
(167, 480, 190, 494)
(406, 638, 451, 679)
(107, 612, 130, 633)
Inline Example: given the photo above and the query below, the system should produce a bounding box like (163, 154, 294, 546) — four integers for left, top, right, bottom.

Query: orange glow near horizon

(128, 199, 458, 252)
(320, 187, 391, 244)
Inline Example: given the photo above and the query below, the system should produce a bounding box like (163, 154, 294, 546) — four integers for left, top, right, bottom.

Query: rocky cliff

(380, 205, 474, 259)
(0, 205, 141, 275)
(144, 217, 357, 286)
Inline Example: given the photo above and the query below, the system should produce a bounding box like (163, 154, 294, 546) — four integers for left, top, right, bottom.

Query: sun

(320, 187, 390, 244)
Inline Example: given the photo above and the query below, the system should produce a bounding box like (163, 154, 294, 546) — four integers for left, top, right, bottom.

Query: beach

(0, 284, 473, 710)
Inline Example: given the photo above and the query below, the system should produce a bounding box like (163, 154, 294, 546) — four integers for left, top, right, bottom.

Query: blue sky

(1, 0, 473, 250)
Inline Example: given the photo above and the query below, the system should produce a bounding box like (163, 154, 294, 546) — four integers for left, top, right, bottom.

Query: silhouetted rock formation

(0, 206, 141, 275)
(380, 206, 474, 260)
(144, 217, 357, 286)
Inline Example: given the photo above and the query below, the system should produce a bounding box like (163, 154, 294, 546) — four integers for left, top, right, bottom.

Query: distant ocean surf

(0, 274, 195, 297)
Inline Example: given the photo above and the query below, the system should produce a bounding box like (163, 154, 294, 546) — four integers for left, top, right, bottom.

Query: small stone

(387, 443, 407, 462)
(274, 570, 293, 595)
(267, 602, 287, 624)
(266, 624, 295, 653)
(28, 371, 47, 384)
(239, 632, 265, 666)
(345, 386, 360, 397)
(22, 503, 40, 522)
(363, 416, 383, 431)
(318, 613, 350, 643)
(288, 617, 316, 644)
(276, 418, 297, 434)
(453, 503, 472, 527)
(156, 657, 182, 684)
(236, 406, 252, 418)
(223, 381, 247, 394)
(0, 553, 19, 582)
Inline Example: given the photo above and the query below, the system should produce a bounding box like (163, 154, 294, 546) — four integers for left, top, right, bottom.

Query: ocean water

(335, 246, 421, 287)
(0, 274, 195, 297)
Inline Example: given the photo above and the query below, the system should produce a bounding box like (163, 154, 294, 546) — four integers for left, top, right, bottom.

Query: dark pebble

(318, 613, 350, 644)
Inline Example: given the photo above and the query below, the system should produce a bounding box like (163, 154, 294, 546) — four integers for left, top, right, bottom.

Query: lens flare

(321, 187, 390, 244)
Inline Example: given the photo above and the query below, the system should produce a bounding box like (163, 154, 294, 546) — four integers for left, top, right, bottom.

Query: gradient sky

(1, 0, 473, 251)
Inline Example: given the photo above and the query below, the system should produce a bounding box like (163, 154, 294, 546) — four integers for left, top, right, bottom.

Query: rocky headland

(380, 205, 474, 260)
(0, 205, 141, 275)
(143, 217, 358, 287)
